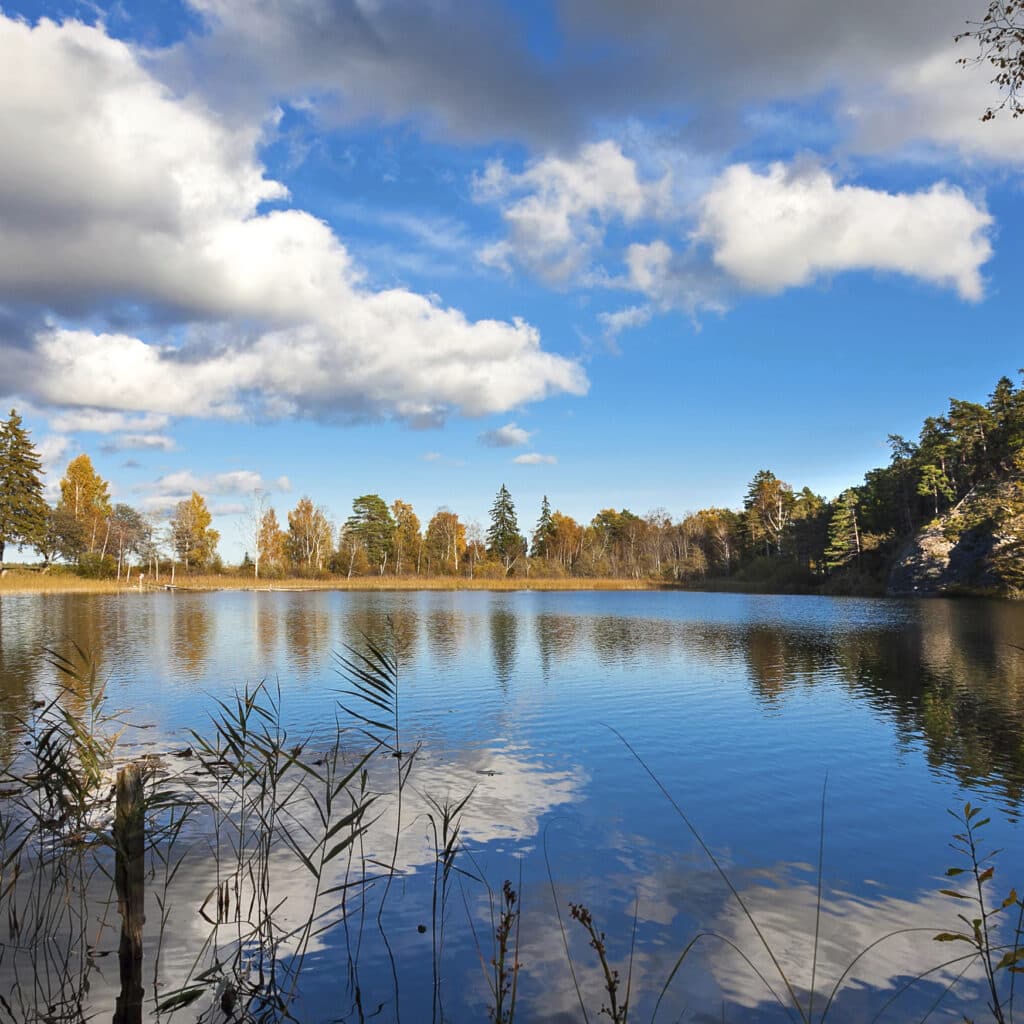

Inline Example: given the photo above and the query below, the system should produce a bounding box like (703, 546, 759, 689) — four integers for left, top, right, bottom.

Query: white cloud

(475, 141, 670, 284)
(35, 434, 73, 501)
(136, 468, 290, 513)
(149, 469, 269, 497)
(479, 422, 532, 448)
(101, 433, 176, 453)
(696, 163, 993, 300)
(513, 452, 557, 465)
(0, 15, 586, 426)
(598, 304, 652, 340)
(624, 240, 730, 316)
(210, 501, 246, 516)
(49, 410, 171, 434)
(846, 50, 1024, 164)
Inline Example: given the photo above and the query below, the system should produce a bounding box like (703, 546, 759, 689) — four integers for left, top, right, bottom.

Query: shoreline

(0, 572, 1007, 599)
(0, 573, 659, 595)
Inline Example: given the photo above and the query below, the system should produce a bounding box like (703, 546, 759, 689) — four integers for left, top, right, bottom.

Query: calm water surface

(2, 590, 1024, 1022)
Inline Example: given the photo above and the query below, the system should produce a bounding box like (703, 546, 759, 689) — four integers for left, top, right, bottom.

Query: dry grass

(0, 570, 658, 595)
(0, 572, 128, 594)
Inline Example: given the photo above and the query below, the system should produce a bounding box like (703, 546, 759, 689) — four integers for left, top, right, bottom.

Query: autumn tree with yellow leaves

(170, 491, 220, 572)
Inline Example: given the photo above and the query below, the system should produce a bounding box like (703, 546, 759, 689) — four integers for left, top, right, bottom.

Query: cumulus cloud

(696, 163, 993, 300)
(0, 15, 587, 426)
(475, 141, 670, 284)
(479, 422, 532, 448)
(513, 452, 557, 465)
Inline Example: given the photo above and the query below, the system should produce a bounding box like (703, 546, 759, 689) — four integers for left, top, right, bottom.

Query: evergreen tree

(345, 494, 397, 574)
(825, 489, 862, 571)
(530, 495, 555, 558)
(487, 484, 525, 574)
(0, 409, 48, 564)
(918, 463, 955, 517)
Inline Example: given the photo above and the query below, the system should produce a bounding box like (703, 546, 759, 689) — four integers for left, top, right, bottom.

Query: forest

(2, 370, 1024, 592)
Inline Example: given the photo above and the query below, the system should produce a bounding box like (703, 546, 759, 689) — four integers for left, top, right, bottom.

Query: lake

(2, 589, 1024, 1023)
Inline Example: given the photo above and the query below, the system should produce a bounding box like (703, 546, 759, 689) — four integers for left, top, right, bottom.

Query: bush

(76, 553, 117, 579)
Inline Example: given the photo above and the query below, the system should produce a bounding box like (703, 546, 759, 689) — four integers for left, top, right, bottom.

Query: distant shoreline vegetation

(3, 369, 1024, 597)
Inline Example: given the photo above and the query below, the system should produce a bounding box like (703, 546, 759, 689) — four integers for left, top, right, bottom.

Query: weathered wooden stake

(113, 764, 145, 1024)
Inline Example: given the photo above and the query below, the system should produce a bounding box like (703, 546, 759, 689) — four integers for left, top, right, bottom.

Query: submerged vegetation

(5, 369, 1024, 595)
(1, 636, 1024, 1022)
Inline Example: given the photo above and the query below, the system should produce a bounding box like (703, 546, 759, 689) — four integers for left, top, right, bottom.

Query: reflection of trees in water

(285, 603, 330, 671)
(343, 604, 419, 665)
(536, 614, 582, 680)
(255, 596, 280, 665)
(426, 607, 459, 665)
(661, 602, 1024, 804)
(0, 594, 140, 763)
(0, 601, 38, 763)
(170, 596, 212, 678)
(835, 612, 1024, 804)
(588, 616, 674, 666)
(490, 605, 518, 688)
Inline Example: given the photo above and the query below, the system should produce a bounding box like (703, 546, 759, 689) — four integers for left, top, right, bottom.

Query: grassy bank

(0, 571, 658, 595)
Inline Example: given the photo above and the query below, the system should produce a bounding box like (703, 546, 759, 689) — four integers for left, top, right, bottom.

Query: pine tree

(487, 484, 525, 574)
(345, 494, 397, 575)
(825, 489, 861, 571)
(0, 409, 48, 564)
(530, 495, 555, 558)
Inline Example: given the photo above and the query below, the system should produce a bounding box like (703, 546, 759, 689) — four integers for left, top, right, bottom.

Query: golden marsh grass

(0, 571, 657, 595)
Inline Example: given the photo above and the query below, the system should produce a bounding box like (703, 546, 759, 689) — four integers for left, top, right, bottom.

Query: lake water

(2, 589, 1024, 1022)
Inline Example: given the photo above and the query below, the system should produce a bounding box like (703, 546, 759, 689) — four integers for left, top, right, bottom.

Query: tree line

(2, 371, 1024, 586)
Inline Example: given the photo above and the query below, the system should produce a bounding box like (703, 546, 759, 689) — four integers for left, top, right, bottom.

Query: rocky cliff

(887, 479, 1024, 597)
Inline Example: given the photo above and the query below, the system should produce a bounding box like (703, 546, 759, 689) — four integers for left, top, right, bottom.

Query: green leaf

(933, 932, 972, 943)
(940, 889, 968, 899)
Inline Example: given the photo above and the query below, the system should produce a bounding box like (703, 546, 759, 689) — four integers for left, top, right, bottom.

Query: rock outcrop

(887, 480, 1023, 596)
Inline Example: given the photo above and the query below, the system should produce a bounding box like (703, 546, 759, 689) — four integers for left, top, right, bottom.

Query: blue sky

(1, 0, 1021, 559)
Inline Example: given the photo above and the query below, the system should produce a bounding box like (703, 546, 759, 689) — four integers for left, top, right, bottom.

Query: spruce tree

(0, 409, 47, 564)
(487, 484, 524, 574)
(530, 494, 555, 558)
(825, 489, 861, 571)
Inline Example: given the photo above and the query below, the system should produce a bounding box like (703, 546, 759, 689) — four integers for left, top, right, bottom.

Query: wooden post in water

(113, 764, 145, 1024)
